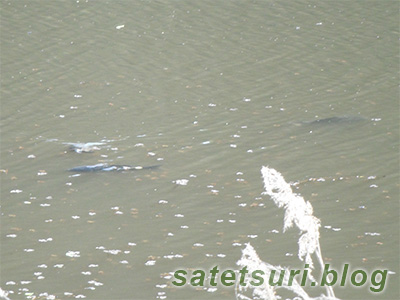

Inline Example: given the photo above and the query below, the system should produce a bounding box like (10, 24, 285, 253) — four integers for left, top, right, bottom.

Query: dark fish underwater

(292, 115, 367, 126)
(68, 163, 160, 172)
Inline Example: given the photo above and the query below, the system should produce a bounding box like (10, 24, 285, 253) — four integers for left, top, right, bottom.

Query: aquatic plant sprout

(235, 166, 337, 300)
(261, 166, 322, 272)
(236, 244, 314, 300)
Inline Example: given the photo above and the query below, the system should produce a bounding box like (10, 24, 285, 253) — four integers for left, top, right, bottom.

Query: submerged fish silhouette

(292, 115, 367, 126)
(68, 163, 160, 172)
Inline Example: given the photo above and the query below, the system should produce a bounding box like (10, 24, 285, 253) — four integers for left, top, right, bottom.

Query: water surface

(1, 1, 398, 299)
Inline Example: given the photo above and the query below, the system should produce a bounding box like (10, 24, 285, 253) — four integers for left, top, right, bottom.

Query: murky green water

(1, 1, 398, 299)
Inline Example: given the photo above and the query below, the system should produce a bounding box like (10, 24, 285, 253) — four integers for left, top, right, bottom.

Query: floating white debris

(156, 284, 167, 289)
(163, 254, 183, 259)
(145, 260, 156, 266)
(53, 264, 64, 268)
(104, 249, 121, 255)
(116, 25, 125, 29)
(88, 280, 103, 286)
(38, 238, 53, 243)
(75, 294, 86, 298)
(10, 189, 22, 194)
(174, 179, 188, 186)
(163, 274, 173, 280)
(66, 251, 80, 258)
(37, 264, 48, 268)
(365, 232, 381, 236)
